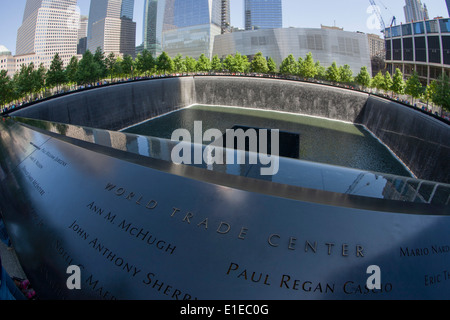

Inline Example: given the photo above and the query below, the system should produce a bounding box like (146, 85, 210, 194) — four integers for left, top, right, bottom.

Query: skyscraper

(142, 0, 227, 59)
(142, 0, 165, 56)
(446, 0, 450, 17)
(87, 0, 136, 57)
(16, 0, 80, 69)
(403, 0, 429, 23)
(244, 0, 282, 31)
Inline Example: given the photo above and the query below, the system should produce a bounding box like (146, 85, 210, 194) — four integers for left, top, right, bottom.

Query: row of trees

(1, 48, 449, 113)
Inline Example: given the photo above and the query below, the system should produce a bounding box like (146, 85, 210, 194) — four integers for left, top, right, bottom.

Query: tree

(65, 56, 79, 84)
(33, 63, 46, 98)
(76, 50, 99, 85)
(382, 71, 393, 93)
(136, 49, 155, 76)
(355, 66, 371, 89)
(250, 52, 269, 74)
(405, 71, 423, 105)
(326, 62, 341, 82)
(46, 53, 66, 91)
(114, 56, 124, 79)
(121, 54, 135, 78)
(391, 68, 405, 95)
(16, 63, 35, 100)
(233, 52, 250, 73)
(297, 57, 304, 77)
(279, 54, 298, 75)
(299, 52, 317, 79)
(173, 54, 186, 73)
(339, 64, 353, 83)
(0, 70, 13, 106)
(371, 71, 385, 92)
(430, 73, 450, 113)
(267, 57, 277, 74)
(222, 54, 235, 72)
(105, 52, 117, 82)
(184, 56, 197, 73)
(157, 52, 174, 74)
(314, 61, 326, 80)
(211, 55, 222, 72)
(93, 47, 107, 81)
(196, 53, 211, 72)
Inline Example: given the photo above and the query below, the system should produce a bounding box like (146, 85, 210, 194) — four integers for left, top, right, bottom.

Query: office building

(384, 17, 450, 84)
(404, 0, 429, 23)
(0, 46, 16, 76)
(213, 27, 372, 76)
(142, 0, 164, 56)
(87, 0, 136, 57)
(367, 33, 385, 58)
(141, 0, 230, 59)
(244, 0, 282, 31)
(162, 0, 226, 59)
(16, 0, 80, 69)
(446, 0, 450, 17)
(78, 15, 88, 55)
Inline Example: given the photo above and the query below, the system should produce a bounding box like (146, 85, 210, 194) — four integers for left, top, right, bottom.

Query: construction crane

(368, 0, 396, 35)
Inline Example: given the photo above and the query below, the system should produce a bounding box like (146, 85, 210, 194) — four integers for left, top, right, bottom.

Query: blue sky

(1, 0, 448, 55)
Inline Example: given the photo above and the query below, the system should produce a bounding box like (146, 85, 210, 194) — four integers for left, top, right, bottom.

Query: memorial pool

(124, 105, 412, 177)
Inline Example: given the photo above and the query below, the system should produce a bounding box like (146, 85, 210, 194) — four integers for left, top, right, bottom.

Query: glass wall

(413, 22, 425, 35)
(244, 0, 282, 30)
(439, 19, 450, 33)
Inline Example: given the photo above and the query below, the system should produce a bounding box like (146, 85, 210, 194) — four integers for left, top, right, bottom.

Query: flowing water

(123, 105, 412, 177)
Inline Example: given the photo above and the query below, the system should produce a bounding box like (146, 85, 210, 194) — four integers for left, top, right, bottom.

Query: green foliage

(222, 52, 249, 73)
(65, 56, 78, 84)
(430, 73, 450, 112)
(326, 62, 341, 82)
(196, 54, 211, 72)
(156, 52, 174, 74)
(46, 53, 66, 90)
(173, 54, 186, 73)
(135, 50, 156, 76)
(299, 52, 317, 79)
(267, 57, 277, 74)
(314, 61, 326, 80)
(0, 70, 13, 106)
(279, 54, 298, 75)
(16, 63, 36, 98)
(105, 52, 117, 81)
(184, 56, 197, 72)
(405, 71, 423, 103)
(93, 47, 107, 81)
(250, 52, 269, 74)
(391, 68, 405, 94)
(339, 64, 353, 83)
(211, 55, 222, 71)
(382, 71, 393, 92)
(121, 55, 135, 77)
(355, 66, 371, 88)
(76, 50, 99, 85)
(233, 52, 250, 73)
(371, 71, 385, 91)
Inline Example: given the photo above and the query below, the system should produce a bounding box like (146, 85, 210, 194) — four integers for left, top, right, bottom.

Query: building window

(439, 19, 450, 33)
(414, 22, 425, 35)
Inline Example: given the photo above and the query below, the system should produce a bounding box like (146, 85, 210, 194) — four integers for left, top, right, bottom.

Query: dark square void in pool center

(123, 105, 412, 177)
(223, 125, 300, 159)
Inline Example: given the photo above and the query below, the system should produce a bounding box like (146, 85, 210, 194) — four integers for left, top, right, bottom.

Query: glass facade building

(384, 18, 450, 84)
(213, 27, 372, 76)
(143, 0, 227, 59)
(244, 0, 282, 31)
(87, 0, 136, 57)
